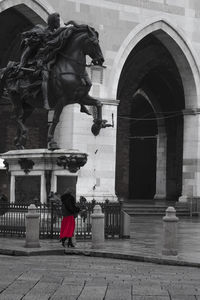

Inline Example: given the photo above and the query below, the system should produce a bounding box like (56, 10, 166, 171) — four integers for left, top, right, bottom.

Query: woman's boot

(67, 237, 75, 247)
(61, 238, 66, 247)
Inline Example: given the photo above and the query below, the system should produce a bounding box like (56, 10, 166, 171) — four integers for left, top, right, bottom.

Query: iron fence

(0, 200, 122, 239)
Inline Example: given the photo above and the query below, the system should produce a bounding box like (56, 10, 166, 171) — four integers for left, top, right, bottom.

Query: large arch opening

(115, 26, 190, 202)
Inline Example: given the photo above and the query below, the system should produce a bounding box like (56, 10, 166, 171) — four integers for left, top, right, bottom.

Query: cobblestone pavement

(0, 254, 200, 300)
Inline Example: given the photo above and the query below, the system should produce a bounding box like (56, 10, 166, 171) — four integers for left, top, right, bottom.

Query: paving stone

(18, 270, 43, 281)
(0, 279, 38, 299)
(23, 282, 58, 300)
(62, 277, 84, 285)
(50, 283, 84, 299)
(132, 297, 169, 300)
(105, 285, 132, 300)
(0, 295, 22, 300)
(168, 287, 199, 295)
(78, 283, 107, 300)
(39, 274, 63, 284)
(170, 296, 196, 300)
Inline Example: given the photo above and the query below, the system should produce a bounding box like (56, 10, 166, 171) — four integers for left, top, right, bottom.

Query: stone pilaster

(179, 109, 200, 202)
(55, 99, 119, 201)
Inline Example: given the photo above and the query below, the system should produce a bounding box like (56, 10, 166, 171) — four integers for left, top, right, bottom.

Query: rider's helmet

(47, 13, 60, 31)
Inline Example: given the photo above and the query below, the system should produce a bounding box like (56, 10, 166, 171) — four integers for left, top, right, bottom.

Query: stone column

(162, 206, 179, 256)
(51, 173, 57, 193)
(179, 109, 200, 203)
(40, 172, 47, 204)
(10, 174, 15, 203)
(91, 205, 104, 248)
(25, 204, 40, 248)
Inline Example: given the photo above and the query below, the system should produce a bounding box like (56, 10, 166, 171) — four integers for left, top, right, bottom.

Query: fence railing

(0, 200, 122, 239)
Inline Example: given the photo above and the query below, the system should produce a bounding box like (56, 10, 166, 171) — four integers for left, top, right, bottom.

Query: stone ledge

(64, 248, 200, 268)
(1, 245, 200, 268)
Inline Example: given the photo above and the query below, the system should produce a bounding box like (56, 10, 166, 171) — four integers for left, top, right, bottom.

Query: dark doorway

(129, 137, 157, 199)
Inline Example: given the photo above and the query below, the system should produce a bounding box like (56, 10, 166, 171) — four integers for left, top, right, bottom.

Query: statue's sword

(20, 67, 35, 72)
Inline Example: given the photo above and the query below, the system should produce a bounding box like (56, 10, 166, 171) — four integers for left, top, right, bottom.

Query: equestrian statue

(0, 13, 111, 150)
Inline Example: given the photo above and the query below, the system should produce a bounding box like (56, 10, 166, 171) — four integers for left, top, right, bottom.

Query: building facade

(0, 0, 200, 205)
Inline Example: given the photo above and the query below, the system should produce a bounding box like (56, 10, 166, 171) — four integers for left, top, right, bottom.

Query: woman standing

(60, 188, 80, 247)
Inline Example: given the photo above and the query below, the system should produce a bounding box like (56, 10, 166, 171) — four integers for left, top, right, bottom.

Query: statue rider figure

(18, 13, 92, 114)
(18, 13, 60, 110)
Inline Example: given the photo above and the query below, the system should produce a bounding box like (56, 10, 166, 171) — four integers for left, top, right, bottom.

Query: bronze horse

(0, 25, 109, 150)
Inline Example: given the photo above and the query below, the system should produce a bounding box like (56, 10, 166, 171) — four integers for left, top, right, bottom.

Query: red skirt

(60, 216, 75, 238)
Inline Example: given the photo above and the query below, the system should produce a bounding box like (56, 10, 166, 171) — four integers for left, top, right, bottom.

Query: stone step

(123, 206, 189, 210)
(128, 212, 190, 216)
(123, 201, 190, 216)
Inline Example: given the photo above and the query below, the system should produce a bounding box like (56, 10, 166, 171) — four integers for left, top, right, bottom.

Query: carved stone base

(0, 149, 87, 204)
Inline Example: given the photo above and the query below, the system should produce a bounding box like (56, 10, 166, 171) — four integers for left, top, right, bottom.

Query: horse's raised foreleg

(48, 102, 63, 150)
(80, 95, 108, 136)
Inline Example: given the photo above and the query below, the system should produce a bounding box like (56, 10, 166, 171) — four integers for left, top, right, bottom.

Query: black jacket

(61, 192, 80, 217)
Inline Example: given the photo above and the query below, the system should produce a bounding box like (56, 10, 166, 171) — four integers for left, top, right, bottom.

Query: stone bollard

(91, 205, 104, 248)
(122, 210, 130, 238)
(25, 204, 40, 248)
(162, 206, 179, 256)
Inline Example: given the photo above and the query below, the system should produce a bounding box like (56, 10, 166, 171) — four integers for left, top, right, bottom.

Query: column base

(162, 249, 178, 256)
(178, 195, 189, 203)
(24, 242, 40, 248)
(154, 194, 166, 201)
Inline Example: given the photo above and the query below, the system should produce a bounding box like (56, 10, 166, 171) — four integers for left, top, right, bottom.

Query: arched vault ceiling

(117, 33, 185, 113)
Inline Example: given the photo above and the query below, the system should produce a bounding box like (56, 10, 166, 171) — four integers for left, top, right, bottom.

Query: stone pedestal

(0, 149, 87, 204)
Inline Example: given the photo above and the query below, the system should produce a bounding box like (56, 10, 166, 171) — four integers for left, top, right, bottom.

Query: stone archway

(109, 17, 200, 105)
(113, 18, 200, 203)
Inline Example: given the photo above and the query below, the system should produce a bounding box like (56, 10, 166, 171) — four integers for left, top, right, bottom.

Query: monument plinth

(0, 149, 87, 204)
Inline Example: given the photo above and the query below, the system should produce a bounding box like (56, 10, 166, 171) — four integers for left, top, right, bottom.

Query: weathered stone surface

(0, 254, 200, 299)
